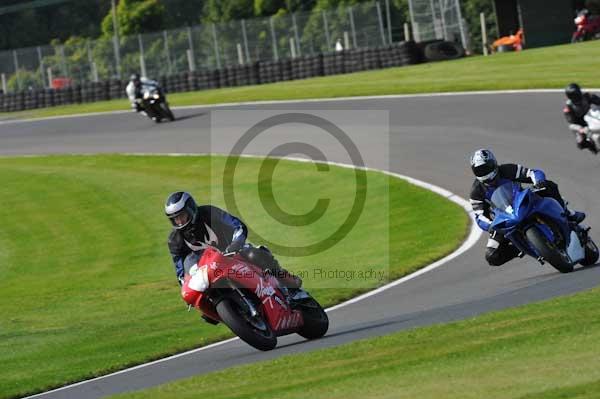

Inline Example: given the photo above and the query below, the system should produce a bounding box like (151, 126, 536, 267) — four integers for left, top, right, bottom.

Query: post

(322, 10, 332, 51)
(376, 2, 387, 45)
(187, 49, 196, 71)
(211, 23, 221, 69)
(292, 13, 301, 56)
(47, 67, 53, 88)
(163, 30, 173, 75)
(385, 0, 393, 44)
(344, 31, 350, 50)
(439, 0, 448, 40)
(348, 6, 358, 49)
(111, 0, 121, 78)
(241, 20, 250, 63)
(290, 38, 297, 58)
(480, 12, 488, 56)
(12, 50, 21, 90)
(37, 46, 46, 88)
(404, 22, 410, 41)
(138, 34, 147, 76)
(408, 0, 418, 42)
(91, 62, 99, 82)
(1, 73, 7, 93)
(187, 27, 196, 68)
(236, 43, 244, 65)
(269, 16, 279, 61)
(59, 45, 68, 77)
(454, 0, 468, 49)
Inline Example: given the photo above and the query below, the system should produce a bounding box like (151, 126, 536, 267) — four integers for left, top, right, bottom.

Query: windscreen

(490, 182, 518, 212)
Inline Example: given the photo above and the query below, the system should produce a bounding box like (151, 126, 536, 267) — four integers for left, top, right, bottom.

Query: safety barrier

(0, 40, 460, 113)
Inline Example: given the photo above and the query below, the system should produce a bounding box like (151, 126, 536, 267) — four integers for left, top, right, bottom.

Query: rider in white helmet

(469, 149, 585, 266)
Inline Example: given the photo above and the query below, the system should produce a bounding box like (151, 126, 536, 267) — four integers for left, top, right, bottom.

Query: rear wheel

(525, 226, 573, 273)
(216, 297, 276, 351)
(297, 297, 329, 339)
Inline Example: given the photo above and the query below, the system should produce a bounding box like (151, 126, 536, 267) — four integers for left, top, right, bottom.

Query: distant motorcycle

(572, 9, 600, 43)
(139, 87, 175, 123)
(181, 247, 329, 351)
(489, 182, 598, 273)
(582, 105, 600, 152)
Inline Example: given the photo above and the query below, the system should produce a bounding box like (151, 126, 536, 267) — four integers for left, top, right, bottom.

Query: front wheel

(297, 298, 329, 339)
(580, 237, 599, 266)
(525, 226, 573, 273)
(216, 298, 277, 351)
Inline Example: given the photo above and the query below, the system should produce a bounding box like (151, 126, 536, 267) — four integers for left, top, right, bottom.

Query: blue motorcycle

(489, 182, 598, 273)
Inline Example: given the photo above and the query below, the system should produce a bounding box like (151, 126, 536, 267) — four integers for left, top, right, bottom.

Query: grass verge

(0, 154, 467, 399)
(3, 40, 600, 120)
(109, 283, 600, 399)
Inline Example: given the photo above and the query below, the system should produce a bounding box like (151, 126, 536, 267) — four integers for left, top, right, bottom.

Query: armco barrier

(0, 41, 460, 113)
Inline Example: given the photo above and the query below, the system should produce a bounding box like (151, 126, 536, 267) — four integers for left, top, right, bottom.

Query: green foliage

(7, 69, 44, 91)
(461, 0, 497, 54)
(101, 0, 166, 37)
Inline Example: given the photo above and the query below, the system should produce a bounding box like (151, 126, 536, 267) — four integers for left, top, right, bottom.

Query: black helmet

(565, 83, 583, 104)
(165, 191, 197, 230)
(130, 73, 141, 87)
(470, 149, 498, 183)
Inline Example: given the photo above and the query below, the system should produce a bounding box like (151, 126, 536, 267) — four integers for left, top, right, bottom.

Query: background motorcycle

(140, 87, 175, 123)
(572, 9, 600, 42)
(181, 247, 329, 351)
(583, 105, 600, 152)
(489, 182, 598, 273)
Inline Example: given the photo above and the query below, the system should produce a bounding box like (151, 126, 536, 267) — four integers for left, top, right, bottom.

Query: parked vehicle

(181, 247, 329, 351)
(492, 29, 524, 52)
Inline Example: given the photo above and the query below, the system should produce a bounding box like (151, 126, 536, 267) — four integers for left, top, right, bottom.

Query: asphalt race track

(4, 92, 600, 398)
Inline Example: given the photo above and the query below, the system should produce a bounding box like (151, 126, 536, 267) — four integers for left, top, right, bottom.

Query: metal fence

(0, 0, 404, 93)
(408, 0, 467, 48)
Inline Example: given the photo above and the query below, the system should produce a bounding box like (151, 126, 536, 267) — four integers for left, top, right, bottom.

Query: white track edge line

(3, 88, 597, 125)
(22, 152, 481, 399)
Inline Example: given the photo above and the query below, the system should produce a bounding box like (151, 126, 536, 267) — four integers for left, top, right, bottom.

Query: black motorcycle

(140, 87, 175, 123)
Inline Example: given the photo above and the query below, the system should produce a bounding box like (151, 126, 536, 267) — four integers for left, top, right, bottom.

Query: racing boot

(566, 208, 586, 224)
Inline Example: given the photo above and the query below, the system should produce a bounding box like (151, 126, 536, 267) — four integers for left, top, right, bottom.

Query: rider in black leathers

(563, 83, 600, 154)
(469, 149, 585, 267)
(165, 191, 301, 290)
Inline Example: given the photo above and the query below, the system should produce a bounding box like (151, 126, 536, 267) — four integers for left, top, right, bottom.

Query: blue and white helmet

(470, 149, 498, 183)
(165, 191, 198, 230)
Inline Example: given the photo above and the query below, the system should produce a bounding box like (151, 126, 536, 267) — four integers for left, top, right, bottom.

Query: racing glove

(225, 240, 244, 253)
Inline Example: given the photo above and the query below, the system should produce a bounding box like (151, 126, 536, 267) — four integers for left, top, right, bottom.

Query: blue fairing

(490, 182, 573, 259)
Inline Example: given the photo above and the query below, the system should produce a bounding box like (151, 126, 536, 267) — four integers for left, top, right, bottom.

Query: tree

(101, 0, 166, 37)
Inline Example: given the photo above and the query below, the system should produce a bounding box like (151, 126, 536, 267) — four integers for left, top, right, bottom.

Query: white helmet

(470, 149, 498, 183)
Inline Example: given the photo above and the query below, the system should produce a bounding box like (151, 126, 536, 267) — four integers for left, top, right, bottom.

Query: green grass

(3, 40, 600, 120)
(0, 155, 467, 399)
(109, 284, 600, 399)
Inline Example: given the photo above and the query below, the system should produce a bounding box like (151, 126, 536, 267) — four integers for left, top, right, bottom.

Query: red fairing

(182, 247, 304, 334)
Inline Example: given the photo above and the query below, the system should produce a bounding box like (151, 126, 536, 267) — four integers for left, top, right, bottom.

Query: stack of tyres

(220, 67, 235, 88)
(24, 90, 37, 110)
(343, 49, 365, 73)
(108, 79, 123, 100)
(362, 47, 380, 70)
(233, 65, 249, 86)
(258, 61, 282, 84)
(280, 59, 292, 81)
(72, 85, 82, 104)
(322, 52, 345, 76)
(43, 89, 54, 108)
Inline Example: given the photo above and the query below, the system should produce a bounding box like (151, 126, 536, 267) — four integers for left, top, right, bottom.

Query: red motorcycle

(572, 9, 600, 42)
(181, 247, 329, 351)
